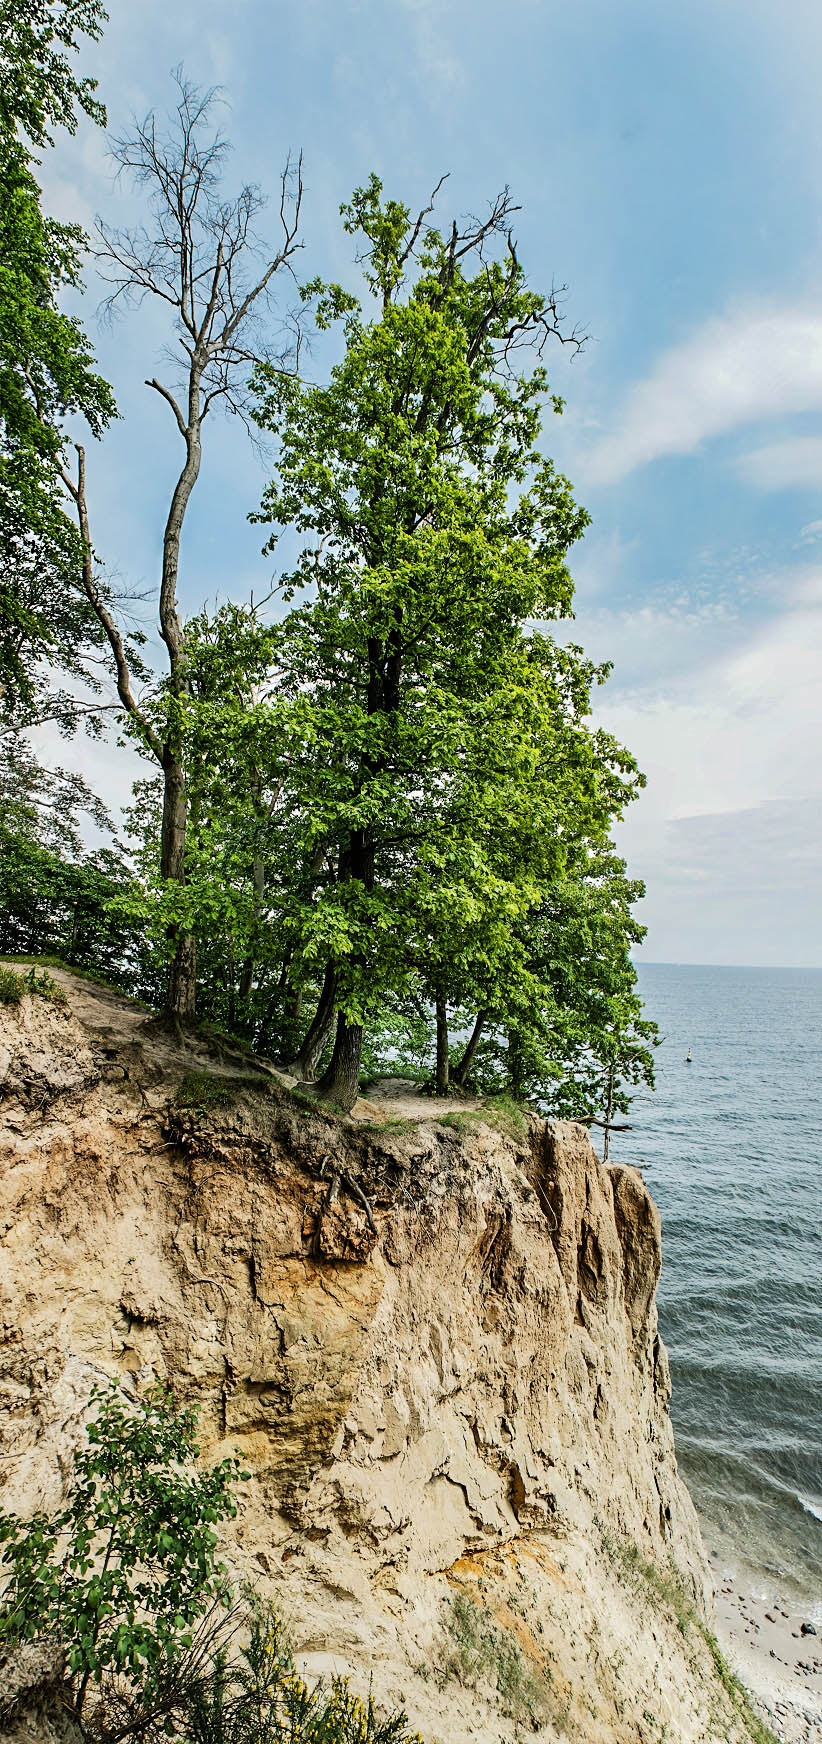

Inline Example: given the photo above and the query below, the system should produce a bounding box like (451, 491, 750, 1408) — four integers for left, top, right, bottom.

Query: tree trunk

(166, 931, 196, 1022)
(452, 1010, 485, 1087)
(160, 751, 195, 1020)
(603, 1060, 615, 1163)
(288, 963, 338, 1079)
(435, 993, 450, 1097)
(157, 386, 203, 1022)
(310, 1012, 363, 1112)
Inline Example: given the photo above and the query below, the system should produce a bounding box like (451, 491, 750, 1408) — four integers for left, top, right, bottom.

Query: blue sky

(42, 0, 822, 965)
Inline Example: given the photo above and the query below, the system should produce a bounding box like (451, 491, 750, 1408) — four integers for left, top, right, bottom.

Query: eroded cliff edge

(0, 975, 766, 1743)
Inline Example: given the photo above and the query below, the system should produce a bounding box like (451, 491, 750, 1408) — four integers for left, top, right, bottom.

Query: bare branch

(58, 446, 163, 764)
(399, 172, 450, 268)
(146, 378, 187, 438)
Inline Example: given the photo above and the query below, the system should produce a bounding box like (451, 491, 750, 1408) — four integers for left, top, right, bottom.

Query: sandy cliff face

(0, 978, 765, 1743)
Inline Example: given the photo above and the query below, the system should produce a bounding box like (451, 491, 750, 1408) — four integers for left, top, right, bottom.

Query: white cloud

(583, 306, 822, 486)
(594, 577, 822, 961)
(737, 436, 822, 490)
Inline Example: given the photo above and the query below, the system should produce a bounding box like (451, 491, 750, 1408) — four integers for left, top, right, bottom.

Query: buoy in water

(685, 1049, 692, 1064)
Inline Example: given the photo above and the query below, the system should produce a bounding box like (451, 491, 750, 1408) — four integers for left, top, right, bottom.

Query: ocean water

(616, 963, 822, 1608)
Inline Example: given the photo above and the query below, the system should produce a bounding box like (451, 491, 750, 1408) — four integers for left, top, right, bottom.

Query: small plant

(0, 1380, 244, 1723)
(25, 965, 68, 1005)
(0, 965, 67, 1007)
(0, 967, 24, 1005)
(438, 1591, 549, 1728)
(175, 1070, 239, 1112)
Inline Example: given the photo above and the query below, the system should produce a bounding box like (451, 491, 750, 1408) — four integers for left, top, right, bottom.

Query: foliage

(0, 964, 24, 1003)
(0, 1380, 243, 1719)
(0, 0, 116, 728)
(0, 0, 107, 149)
(0, 962, 67, 1005)
(0, 745, 141, 986)
(0, 1383, 422, 1744)
(167, 1595, 424, 1744)
(246, 176, 644, 1107)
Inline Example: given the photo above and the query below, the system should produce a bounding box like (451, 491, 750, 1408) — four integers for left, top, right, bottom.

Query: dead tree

(62, 70, 303, 1020)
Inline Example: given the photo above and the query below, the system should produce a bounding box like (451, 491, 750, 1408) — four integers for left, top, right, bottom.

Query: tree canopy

(0, 14, 656, 1131)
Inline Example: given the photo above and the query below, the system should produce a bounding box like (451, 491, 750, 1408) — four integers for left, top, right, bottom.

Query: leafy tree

(0, 0, 116, 725)
(0, 736, 139, 979)
(0, 1380, 242, 1724)
(251, 176, 643, 1109)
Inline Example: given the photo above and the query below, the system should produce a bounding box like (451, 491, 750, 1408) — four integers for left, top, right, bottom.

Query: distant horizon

(635, 958, 822, 972)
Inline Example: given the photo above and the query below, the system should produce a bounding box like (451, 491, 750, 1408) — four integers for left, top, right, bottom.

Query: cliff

(0, 973, 769, 1743)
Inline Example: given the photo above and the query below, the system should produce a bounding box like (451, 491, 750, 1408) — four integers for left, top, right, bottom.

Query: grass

(358, 1115, 416, 1136)
(0, 964, 68, 1007)
(437, 1591, 551, 1730)
(175, 1069, 249, 1113)
(599, 1525, 781, 1744)
(478, 1091, 531, 1137)
(0, 952, 140, 998)
(438, 1092, 531, 1142)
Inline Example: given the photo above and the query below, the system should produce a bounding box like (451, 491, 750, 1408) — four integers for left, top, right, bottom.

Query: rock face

(0, 977, 764, 1743)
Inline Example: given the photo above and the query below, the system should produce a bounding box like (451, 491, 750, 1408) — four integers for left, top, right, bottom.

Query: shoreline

(709, 1554, 822, 1743)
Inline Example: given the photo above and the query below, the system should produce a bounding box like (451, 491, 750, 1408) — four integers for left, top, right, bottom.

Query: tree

(251, 176, 644, 1110)
(0, 0, 116, 728)
(58, 71, 304, 1022)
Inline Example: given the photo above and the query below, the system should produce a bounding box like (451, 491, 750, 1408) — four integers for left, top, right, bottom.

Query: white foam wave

(799, 1493, 822, 1523)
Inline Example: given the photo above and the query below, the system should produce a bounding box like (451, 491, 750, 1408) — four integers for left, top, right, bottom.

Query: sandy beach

(710, 1555, 822, 1744)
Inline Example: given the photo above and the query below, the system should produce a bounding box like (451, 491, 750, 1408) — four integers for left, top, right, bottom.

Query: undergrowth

(0, 953, 139, 998)
(175, 1070, 248, 1112)
(0, 964, 67, 1007)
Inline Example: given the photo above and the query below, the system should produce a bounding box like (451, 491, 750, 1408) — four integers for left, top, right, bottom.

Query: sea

(615, 963, 822, 1614)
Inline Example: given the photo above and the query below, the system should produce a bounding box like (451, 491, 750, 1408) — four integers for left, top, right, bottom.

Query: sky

(41, 0, 822, 966)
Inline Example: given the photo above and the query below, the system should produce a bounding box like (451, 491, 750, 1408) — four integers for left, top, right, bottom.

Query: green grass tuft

(0, 966, 25, 1005)
(0, 964, 68, 1007)
(175, 1070, 241, 1112)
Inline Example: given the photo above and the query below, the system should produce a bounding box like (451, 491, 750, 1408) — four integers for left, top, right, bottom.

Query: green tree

(0, 1380, 242, 1724)
(0, 0, 116, 725)
(251, 176, 643, 1109)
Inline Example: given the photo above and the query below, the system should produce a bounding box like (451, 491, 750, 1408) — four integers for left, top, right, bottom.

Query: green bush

(0, 1381, 243, 1723)
(171, 1594, 423, 1744)
(0, 966, 24, 1004)
(0, 964, 67, 1006)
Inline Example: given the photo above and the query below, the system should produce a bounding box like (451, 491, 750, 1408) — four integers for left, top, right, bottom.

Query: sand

(710, 1551, 822, 1743)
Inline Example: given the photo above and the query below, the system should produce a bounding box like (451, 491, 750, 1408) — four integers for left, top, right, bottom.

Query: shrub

(167, 1594, 423, 1744)
(0, 967, 24, 1004)
(0, 965, 67, 1006)
(0, 1380, 243, 1723)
